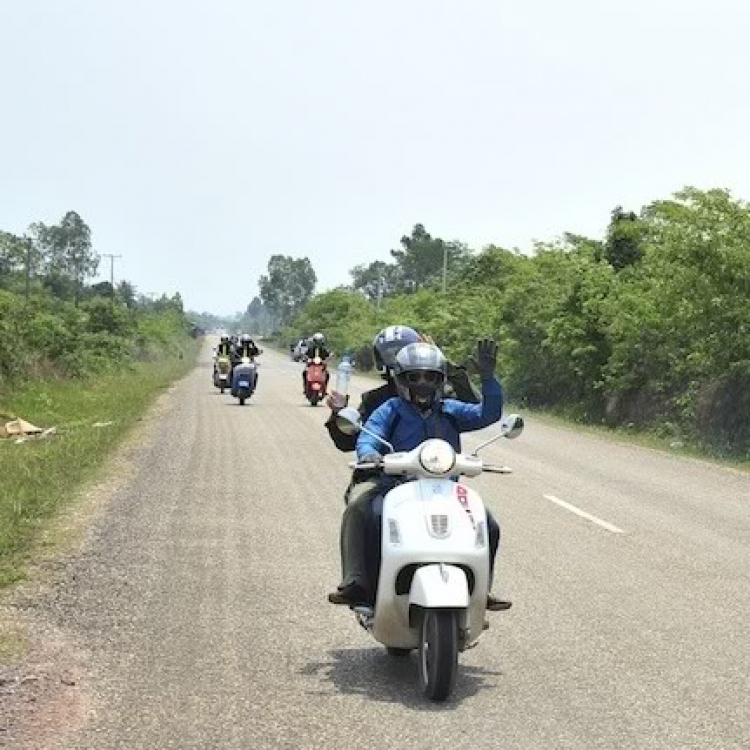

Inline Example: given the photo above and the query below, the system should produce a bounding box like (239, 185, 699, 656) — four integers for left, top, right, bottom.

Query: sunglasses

(404, 371, 443, 386)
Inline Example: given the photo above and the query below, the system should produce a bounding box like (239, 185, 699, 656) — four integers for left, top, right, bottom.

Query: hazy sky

(2, 1, 749, 315)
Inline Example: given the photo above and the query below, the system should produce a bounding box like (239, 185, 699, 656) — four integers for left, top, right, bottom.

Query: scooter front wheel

(418, 610, 458, 702)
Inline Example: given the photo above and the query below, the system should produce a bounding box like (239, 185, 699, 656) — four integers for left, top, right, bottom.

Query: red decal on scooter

(456, 485, 476, 529)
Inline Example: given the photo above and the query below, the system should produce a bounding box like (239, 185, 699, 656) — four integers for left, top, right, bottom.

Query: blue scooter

(231, 357, 258, 406)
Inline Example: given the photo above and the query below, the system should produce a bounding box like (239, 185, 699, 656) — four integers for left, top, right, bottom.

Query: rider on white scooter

(329, 338, 509, 610)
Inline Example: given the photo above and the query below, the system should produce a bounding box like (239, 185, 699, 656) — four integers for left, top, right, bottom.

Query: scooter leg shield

(409, 565, 469, 609)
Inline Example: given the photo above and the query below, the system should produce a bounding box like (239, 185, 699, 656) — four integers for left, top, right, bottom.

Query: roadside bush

(0, 289, 193, 389)
(84, 297, 137, 338)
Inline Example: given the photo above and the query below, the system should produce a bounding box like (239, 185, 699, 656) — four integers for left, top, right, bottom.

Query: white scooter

(335, 407, 524, 702)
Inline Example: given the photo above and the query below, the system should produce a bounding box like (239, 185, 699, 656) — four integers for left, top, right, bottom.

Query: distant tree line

(0, 211, 193, 385)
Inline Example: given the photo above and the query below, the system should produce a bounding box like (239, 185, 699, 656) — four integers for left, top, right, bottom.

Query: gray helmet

(312, 332, 325, 345)
(373, 325, 420, 375)
(240, 333, 252, 344)
(393, 343, 447, 411)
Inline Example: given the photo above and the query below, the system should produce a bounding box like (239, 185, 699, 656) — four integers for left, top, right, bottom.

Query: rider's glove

(473, 338, 498, 380)
(359, 452, 383, 465)
(327, 391, 349, 413)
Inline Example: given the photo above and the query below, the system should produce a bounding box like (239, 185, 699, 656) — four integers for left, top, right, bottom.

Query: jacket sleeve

(356, 400, 398, 460)
(444, 376, 503, 432)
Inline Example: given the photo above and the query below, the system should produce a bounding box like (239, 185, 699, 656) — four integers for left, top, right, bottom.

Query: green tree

(284, 288, 378, 360)
(604, 188, 750, 441)
(604, 207, 644, 271)
(458, 244, 525, 292)
(83, 297, 137, 337)
(116, 280, 138, 309)
(149, 292, 184, 314)
(30, 211, 98, 305)
(0, 231, 24, 280)
(259, 255, 316, 325)
(0, 232, 39, 296)
(391, 224, 469, 291)
(88, 281, 114, 299)
(350, 260, 402, 302)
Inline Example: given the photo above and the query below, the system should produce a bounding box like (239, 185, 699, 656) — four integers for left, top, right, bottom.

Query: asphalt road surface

(20, 347, 750, 749)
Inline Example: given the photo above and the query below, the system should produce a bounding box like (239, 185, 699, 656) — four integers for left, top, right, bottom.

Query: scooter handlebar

(347, 458, 512, 473)
(482, 465, 514, 474)
(348, 462, 382, 471)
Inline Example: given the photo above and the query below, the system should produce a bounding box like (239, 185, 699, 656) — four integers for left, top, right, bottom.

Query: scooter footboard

(409, 564, 469, 609)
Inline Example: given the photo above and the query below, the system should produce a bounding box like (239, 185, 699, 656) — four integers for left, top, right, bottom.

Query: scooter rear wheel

(418, 610, 458, 702)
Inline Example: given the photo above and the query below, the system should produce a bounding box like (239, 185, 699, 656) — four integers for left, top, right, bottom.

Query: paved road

(23, 347, 750, 748)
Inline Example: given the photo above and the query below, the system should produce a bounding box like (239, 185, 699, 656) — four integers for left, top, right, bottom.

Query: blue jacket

(356, 376, 503, 460)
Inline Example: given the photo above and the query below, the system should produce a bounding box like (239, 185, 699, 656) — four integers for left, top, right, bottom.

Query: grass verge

(0, 346, 198, 589)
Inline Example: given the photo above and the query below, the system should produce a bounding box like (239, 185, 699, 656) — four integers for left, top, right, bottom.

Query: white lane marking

(543, 494, 626, 534)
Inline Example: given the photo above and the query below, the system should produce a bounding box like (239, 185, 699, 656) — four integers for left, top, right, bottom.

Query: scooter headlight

(418, 440, 456, 476)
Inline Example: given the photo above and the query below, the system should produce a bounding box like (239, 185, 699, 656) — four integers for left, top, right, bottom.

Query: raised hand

(471, 338, 498, 379)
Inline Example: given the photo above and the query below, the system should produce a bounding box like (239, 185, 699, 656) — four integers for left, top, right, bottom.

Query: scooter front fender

(409, 564, 469, 609)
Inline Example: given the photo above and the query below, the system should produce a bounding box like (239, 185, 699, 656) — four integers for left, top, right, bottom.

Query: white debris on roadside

(1, 418, 57, 443)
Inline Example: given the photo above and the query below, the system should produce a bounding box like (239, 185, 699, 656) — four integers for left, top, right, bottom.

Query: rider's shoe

(328, 583, 368, 606)
(487, 594, 513, 612)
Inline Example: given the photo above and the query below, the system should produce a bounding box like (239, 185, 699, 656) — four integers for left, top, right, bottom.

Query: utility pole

(102, 253, 122, 304)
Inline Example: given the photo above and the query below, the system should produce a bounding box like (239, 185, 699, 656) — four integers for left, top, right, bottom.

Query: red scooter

(304, 356, 328, 406)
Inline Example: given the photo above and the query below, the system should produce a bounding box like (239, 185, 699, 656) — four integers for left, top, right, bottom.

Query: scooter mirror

(472, 413, 525, 455)
(335, 406, 362, 436)
(500, 414, 524, 439)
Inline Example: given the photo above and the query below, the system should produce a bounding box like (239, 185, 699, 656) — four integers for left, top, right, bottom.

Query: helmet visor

(403, 370, 443, 386)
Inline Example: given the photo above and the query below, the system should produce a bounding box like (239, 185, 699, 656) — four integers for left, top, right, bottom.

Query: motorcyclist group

(215, 333, 261, 363)
(213, 325, 512, 614)
(213, 333, 263, 400)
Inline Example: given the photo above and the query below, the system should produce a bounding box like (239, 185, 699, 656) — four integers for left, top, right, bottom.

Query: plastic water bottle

(335, 359, 354, 396)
